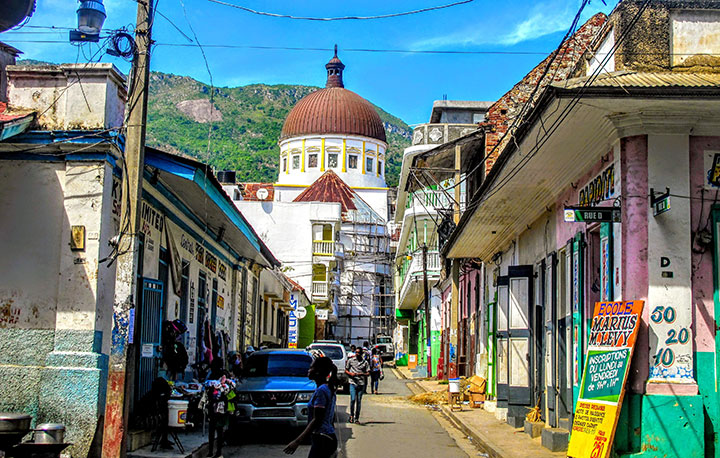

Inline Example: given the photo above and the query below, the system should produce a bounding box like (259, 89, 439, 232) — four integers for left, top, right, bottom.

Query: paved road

(223, 369, 469, 457)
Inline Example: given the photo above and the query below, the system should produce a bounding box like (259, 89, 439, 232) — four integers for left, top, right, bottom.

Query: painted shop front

(444, 78, 720, 455)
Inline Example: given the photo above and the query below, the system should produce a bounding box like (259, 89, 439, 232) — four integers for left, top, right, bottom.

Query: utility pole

(422, 243, 432, 378)
(102, 0, 153, 456)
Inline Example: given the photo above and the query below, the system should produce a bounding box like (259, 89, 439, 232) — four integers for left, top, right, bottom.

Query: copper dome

(280, 50, 387, 143)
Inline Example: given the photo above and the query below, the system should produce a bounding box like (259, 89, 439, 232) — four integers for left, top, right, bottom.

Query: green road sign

(564, 206, 621, 223)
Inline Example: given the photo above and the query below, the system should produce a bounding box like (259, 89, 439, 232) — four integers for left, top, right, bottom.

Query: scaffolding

(332, 211, 395, 345)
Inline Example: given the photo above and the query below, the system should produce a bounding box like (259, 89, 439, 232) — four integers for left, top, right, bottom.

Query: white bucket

(168, 400, 189, 427)
(448, 378, 461, 393)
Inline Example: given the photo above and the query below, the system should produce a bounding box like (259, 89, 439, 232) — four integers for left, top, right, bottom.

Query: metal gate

(137, 278, 164, 401)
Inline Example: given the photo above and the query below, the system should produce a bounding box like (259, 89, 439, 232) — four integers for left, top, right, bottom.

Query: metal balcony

(397, 250, 441, 310)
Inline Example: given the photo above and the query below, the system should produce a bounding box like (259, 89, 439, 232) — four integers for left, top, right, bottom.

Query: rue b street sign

(564, 206, 621, 223)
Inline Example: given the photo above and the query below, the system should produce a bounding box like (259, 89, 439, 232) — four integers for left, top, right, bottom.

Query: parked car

(233, 349, 315, 427)
(306, 341, 349, 388)
(374, 335, 394, 362)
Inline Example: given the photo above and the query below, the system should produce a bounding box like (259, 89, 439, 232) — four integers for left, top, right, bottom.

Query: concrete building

(0, 62, 285, 457)
(393, 100, 490, 376)
(436, 1, 720, 455)
(223, 50, 394, 345)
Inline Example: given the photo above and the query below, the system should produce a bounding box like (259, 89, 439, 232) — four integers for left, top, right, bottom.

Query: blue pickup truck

(233, 349, 315, 427)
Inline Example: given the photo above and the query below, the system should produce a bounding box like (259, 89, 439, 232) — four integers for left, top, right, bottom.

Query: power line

(206, 0, 474, 21)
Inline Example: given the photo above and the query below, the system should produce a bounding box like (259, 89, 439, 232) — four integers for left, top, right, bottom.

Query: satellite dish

(256, 188, 269, 200)
(0, 0, 36, 33)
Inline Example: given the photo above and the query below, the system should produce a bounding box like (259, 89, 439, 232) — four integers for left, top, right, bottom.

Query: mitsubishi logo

(269, 394, 277, 401)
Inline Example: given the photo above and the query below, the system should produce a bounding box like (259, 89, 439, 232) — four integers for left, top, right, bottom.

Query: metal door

(534, 262, 544, 416)
(544, 253, 557, 426)
(572, 233, 584, 406)
(507, 265, 533, 408)
(496, 275, 509, 407)
(136, 278, 164, 401)
(559, 246, 573, 419)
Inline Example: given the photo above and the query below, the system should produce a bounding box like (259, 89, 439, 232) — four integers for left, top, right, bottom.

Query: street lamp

(69, 0, 106, 43)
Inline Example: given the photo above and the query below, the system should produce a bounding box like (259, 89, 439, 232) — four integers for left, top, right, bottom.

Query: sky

(3, 0, 619, 125)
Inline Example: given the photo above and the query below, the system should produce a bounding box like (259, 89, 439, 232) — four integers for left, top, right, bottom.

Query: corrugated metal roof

(293, 170, 384, 223)
(556, 71, 720, 90)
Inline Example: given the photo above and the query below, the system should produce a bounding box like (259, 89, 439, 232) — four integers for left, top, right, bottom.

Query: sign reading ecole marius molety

(568, 300, 644, 458)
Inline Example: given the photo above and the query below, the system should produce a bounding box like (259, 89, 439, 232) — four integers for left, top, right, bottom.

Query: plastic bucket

(448, 378, 461, 393)
(168, 400, 189, 427)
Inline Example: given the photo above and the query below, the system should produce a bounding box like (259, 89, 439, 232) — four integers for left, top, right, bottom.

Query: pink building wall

(689, 136, 720, 353)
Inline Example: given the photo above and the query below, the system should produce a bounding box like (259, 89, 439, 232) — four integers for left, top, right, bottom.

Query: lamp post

(69, 0, 106, 42)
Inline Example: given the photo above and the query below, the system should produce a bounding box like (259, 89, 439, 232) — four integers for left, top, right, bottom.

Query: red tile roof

(241, 183, 275, 201)
(293, 170, 383, 223)
(0, 101, 34, 122)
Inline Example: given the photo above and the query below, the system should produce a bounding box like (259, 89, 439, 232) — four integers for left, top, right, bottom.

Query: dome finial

(325, 45, 345, 88)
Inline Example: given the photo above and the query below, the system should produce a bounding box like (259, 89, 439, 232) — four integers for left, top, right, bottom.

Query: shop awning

(444, 75, 720, 261)
(144, 147, 280, 268)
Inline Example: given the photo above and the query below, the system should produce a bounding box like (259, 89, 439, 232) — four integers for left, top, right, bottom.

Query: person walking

(284, 356, 339, 458)
(345, 347, 370, 423)
(369, 348, 383, 395)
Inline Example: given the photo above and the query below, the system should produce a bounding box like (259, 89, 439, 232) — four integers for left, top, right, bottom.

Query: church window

(292, 155, 300, 169)
(379, 160, 384, 176)
(308, 153, 318, 168)
(366, 157, 374, 173)
(328, 153, 338, 168)
(282, 157, 287, 172)
(348, 154, 358, 169)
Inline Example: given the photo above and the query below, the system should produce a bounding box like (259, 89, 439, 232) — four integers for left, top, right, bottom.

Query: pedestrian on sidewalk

(284, 356, 339, 458)
(369, 348, 383, 394)
(345, 347, 370, 423)
(204, 357, 234, 458)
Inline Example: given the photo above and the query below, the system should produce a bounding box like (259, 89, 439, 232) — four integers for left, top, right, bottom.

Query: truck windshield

(244, 353, 312, 377)
(377, 338, 392, 344)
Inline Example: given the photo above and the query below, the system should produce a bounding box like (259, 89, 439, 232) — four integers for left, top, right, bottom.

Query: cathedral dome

(280, 48, 387, 143)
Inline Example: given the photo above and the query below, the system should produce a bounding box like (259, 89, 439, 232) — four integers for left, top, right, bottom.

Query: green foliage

(145, 72, 411, 186)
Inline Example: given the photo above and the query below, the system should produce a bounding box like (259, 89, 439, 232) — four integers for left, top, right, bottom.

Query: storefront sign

(579, 164, 615, 206)
(218, 262, 227, 281)
(205, 252, 217, 273)
(709, 153, 720, 187)
(195, 243, 205, 264)
(288, 293, 299, 348)
(564, 206, 621, 223)
(651, 188, 671, 217)
(568, 300, 644, 458)
(316, 309, 329, 321)
(216, 295, 224, 310)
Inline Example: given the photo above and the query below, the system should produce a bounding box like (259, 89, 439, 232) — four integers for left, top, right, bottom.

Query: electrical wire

(206, 0, 474, 21)
(460, 0, 653, 217)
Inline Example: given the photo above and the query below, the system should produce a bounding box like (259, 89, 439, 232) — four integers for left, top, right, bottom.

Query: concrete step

(541, 427, 569, 452)
(558, 417, 571, 431)
(524, 420, 544, 438)
(507, 415, 525, 428)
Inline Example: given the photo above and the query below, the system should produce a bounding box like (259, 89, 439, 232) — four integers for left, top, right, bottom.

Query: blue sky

(3, 0, 618, 124)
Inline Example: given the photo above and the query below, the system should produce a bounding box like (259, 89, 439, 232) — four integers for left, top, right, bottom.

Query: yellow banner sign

(567, 300, 644, 458)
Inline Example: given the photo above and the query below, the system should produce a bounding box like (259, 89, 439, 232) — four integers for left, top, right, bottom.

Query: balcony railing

(398, 249, 441, 307)
(411, 122, 478, 146)
(312, 281, 329, 301)
(405, 189, 453, 211)
(312, 240, 344, 258)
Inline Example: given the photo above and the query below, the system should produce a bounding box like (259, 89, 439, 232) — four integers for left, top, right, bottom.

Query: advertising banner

(567, 300, 644, 458)
(288, 293, 299, 349)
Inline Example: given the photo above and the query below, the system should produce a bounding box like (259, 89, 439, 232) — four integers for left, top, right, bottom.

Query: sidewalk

(127, 429, 209, 458)
(394, 367, 565, 458)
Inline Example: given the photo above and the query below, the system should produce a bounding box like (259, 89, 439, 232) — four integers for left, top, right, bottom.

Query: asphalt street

(223, 368, 469, 457)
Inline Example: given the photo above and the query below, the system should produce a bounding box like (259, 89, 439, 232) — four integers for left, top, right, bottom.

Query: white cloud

(413, 0, 592, 49)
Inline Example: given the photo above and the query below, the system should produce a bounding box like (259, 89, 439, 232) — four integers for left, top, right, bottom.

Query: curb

(405, 379, 508, 458)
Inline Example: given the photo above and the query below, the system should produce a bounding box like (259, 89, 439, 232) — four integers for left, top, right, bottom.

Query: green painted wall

(298, 304, 316, 348)
(615, 393, 704, 457)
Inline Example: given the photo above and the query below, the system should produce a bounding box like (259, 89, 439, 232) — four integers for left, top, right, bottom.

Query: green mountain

(16, 60, 411, 186)
(146, 72, 411, 186)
